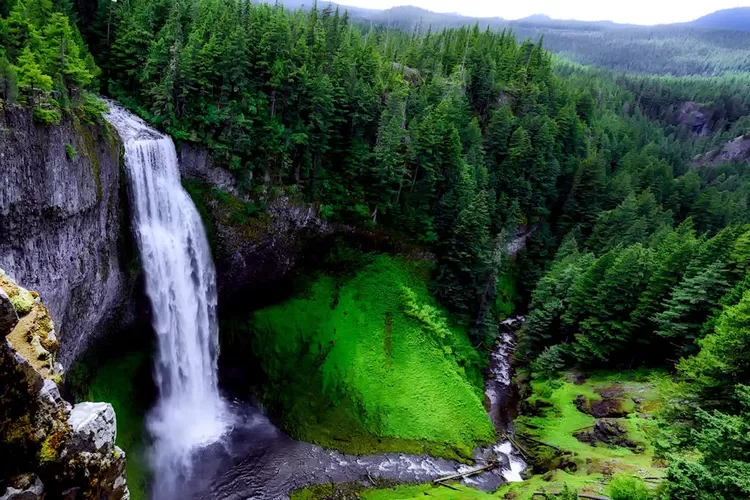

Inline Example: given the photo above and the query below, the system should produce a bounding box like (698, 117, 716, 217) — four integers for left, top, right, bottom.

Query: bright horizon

(329, 0, 750, 25)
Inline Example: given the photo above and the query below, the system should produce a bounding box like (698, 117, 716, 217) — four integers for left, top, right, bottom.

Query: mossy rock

(0, 274, 36, 316)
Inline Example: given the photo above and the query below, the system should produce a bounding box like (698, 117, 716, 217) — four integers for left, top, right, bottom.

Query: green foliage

(607, 474, 652, 500)
(0, 0, 98, 113)
(240, 254, 494, 459)
(531, 344, 568, 379)
(86, 352, 151, 500)
(64, 142, 76, 159)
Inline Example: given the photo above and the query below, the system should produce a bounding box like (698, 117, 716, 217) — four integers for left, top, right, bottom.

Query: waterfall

(105, 104, 230, 496)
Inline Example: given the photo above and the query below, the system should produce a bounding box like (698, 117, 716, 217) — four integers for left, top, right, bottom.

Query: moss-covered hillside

(239, 254, 495, 460)
(299, 370, 669, 499)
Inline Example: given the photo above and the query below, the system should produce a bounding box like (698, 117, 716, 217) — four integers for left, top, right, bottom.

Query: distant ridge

(690, 7, 750, 31)
(259, 1, 750, 76)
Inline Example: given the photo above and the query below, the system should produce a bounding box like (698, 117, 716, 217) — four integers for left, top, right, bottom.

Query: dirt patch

(574, 419, 639, 450)
(574, 385, 630, 418)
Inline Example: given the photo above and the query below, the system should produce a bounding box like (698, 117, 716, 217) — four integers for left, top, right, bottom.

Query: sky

(332, 0, 750, 25)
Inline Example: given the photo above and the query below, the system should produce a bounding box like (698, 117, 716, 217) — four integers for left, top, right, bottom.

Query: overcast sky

(333, 0, 750, 25)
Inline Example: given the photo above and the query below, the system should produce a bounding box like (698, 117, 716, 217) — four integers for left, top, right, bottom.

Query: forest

(1, 0, 750, 498)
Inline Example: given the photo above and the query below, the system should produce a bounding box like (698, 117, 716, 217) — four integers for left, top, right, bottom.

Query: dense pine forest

(2, 0, 750, 498)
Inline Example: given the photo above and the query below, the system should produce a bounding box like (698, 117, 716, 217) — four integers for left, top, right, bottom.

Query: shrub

(531, 344, 568, 379)
(608, 474, 652, 500)
(65, 144, 78, 160)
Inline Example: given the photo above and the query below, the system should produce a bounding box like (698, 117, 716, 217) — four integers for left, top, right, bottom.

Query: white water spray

(105, 104, 230, 496)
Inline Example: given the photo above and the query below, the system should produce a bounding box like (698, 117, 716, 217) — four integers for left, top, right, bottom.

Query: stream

(184, 328, 526, 499)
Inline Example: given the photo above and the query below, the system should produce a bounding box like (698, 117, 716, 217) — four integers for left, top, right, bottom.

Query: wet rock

(565, 371, 589, 386)
(178, 142, 243, 197)
(68, 403, 117, 454)
(0, 288, 18, 335)
(177, 146, 330, 300)
(574, 419, 638, 449)
(0, 474, 44, 500)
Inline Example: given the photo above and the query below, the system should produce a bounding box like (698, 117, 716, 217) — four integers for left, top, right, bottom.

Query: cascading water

(104, 104, 231, 497)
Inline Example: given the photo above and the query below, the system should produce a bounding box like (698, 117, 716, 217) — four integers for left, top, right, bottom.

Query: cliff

(0, 272, 129, 499)
(695, 134, 750, 166)
(177, 144, 329, 300)
(0, 107, 137, 368)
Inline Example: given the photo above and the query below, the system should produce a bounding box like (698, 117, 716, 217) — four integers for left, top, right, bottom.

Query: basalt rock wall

(0, 107, 138, 368)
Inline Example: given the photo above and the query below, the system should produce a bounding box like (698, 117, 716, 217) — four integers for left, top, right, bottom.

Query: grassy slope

(249, 254, 495, 459)
(300, 370, 670, 499)
(518, 370, 667, 472)
(86, 351, 151, 500)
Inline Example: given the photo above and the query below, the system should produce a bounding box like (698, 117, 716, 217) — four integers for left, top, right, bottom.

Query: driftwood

(433, 461, 498, 484)
(436, 482, 460, 491)
(533, 492, 612, 500)
(500, 432, 530, 459)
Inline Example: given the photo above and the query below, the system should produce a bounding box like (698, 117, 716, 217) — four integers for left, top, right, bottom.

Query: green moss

(182, 178, 268, 251)
(0, 275, 35, 316)
(9, 288, 34, 316)
(87, 351, 151, 500)
(75, 119, 102, 201)
(38, 428, 65, 464)
(517, 370, 668, 477)
(242, 255, 494, 460)
(363, 483, 496, 499)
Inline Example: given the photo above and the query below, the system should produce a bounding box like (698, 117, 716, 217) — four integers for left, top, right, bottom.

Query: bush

(531, 344, 568, 379)
(539, 484, 579, 500)
(608, 474, 652, 500)
(33, 106, 61, 125)
(65, 144, 78, 160)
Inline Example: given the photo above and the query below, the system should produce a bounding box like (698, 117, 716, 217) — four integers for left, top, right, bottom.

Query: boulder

(68, 403, 117, 454)
(574, 419, 639, 450)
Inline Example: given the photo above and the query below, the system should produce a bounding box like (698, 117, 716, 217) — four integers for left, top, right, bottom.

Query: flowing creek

(105, 103, 525, 499)
(187, 328, 526, 499)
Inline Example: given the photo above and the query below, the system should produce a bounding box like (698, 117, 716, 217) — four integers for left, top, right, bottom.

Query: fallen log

(532, 492, 612, 500)
(519, 435, 563, 451)
(436, 482, 460, 491)
(433, 462, 498, 484)
(500, 432, 530, 459)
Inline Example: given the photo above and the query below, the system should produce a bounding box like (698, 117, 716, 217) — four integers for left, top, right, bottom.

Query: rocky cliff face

(0, 107, 137, 368)
(177, 144, 329, 300)
(696, 134, 750, 166)
(0, 272, 129, 500)
(677, 102, 712, 136)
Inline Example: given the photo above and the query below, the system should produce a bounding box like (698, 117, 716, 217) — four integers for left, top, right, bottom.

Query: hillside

(690, 7, 750, 31)
(268, 1, 750, 76)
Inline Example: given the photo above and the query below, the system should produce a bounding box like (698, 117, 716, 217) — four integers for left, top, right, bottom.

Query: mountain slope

(260, 2, 750, 76)
(691, 7, 750, 31)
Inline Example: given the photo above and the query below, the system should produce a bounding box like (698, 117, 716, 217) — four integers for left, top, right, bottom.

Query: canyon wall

(0, 108, 137, 368)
